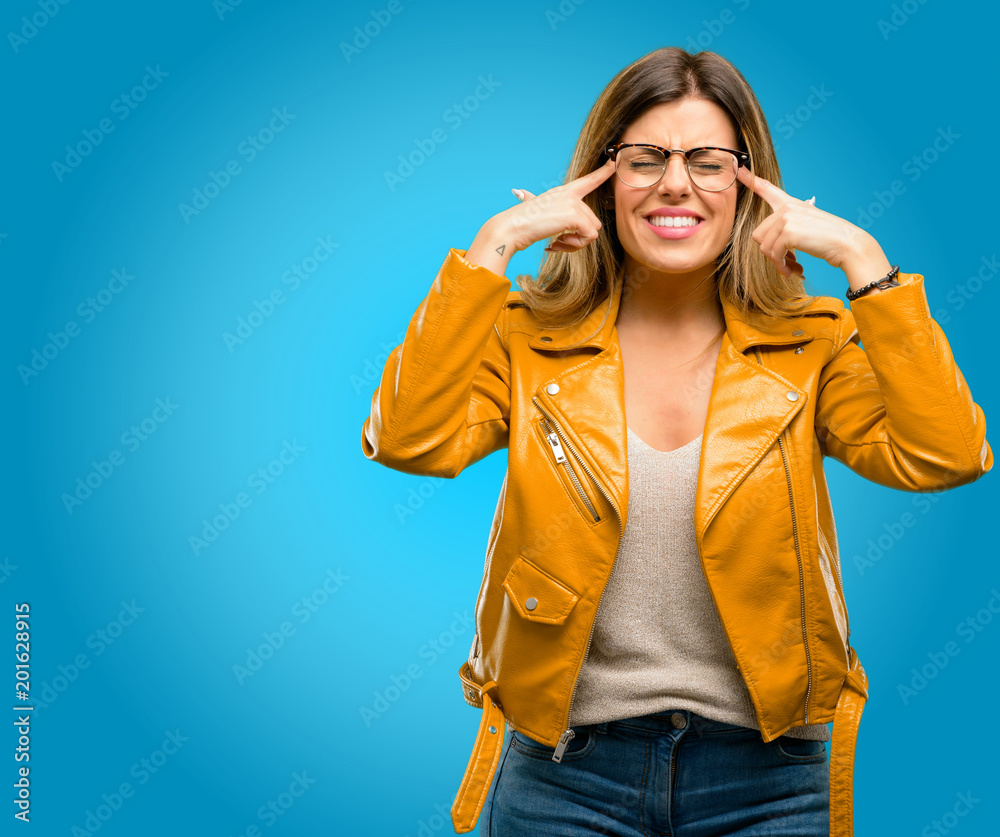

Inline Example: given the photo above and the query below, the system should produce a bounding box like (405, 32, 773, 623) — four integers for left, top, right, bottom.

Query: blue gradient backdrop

(3, 0, 997, 834)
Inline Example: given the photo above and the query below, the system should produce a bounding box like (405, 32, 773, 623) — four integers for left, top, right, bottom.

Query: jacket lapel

(524, 279, 837, 540)
(694, 334, 804, 544)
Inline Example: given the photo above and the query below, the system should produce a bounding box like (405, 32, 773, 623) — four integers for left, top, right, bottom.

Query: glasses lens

(615, 147, 739, 190)
(688, 149, 738, 191)
(615, 146, 666, 188)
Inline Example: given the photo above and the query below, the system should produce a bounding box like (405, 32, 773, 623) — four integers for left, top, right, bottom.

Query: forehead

(620, 98, 738, 147)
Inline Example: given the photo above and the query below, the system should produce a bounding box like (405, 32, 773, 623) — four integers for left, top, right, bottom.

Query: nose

(657, 151, 691, 197)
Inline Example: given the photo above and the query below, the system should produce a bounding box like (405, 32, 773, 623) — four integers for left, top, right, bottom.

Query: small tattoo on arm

(495, 244, 506, 256)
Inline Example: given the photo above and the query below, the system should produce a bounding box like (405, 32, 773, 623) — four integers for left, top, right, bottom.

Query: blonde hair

(515, 46, 815, 343)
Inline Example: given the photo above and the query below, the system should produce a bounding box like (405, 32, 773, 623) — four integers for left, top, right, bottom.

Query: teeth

(648, 215, 700, 227)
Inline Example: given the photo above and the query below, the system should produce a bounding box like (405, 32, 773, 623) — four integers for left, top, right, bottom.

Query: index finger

(566, 157, 617, 195)
(735, 165, 793, 210)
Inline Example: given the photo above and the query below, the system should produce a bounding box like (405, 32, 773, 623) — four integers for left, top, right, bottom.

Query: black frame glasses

(605, 143, 751, 192)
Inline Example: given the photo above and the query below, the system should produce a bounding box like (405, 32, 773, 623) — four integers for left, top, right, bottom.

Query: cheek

(712, 196, 738, 233)
(706, 193, 734, 217)
(615, 192, 643, 230)
(706, 199, 738, 250)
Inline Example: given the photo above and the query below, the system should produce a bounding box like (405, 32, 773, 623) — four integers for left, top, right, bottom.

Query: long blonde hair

(515, 46, 815, 343)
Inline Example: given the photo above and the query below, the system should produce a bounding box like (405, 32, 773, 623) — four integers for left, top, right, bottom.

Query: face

(612, 97, 742, 283)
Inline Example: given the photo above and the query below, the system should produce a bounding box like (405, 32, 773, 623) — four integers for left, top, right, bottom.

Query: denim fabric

(480, 707, 829, 836)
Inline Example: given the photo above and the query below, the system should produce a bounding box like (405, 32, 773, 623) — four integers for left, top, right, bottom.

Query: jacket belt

(830, 646, 869, 837)
(451, 652, 869, 836)
(451, 662, 505, 833)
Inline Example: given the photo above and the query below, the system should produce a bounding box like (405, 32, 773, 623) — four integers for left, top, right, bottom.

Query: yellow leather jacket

(361, 247, 992, 836)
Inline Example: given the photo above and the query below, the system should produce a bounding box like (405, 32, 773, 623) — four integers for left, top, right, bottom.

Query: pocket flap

(502, 555, 580, 625)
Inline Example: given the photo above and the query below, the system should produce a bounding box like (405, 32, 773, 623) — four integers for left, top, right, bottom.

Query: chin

(637, 254, 708, 275)
(634, 242, 715, 267)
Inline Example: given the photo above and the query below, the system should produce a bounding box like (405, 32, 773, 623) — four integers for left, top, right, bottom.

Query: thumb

(512, 188, 536, 201)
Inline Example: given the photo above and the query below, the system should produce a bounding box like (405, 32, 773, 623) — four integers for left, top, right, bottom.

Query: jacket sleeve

(360, 247, 513, 478)
(814, 270, 993, 491)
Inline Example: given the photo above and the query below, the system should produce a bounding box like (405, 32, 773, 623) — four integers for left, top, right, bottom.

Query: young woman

(361, 47, 992, 836)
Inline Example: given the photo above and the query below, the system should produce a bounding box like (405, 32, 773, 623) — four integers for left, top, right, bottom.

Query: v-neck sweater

(567, 425, 831, 741)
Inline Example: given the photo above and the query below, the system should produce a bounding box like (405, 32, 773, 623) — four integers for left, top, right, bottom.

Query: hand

(499, 158, 616, 255)
(735, 166, 878, 279)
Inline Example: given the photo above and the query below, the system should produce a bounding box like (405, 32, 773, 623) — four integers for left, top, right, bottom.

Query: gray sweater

(568, 425, 831, 741)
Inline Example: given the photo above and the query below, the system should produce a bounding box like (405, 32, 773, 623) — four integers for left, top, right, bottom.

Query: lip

(644, 207, 704, 219)
(644, 214, 704, 239)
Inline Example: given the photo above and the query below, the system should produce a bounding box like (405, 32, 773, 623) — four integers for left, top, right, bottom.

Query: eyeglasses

(605, 143, 751, 192)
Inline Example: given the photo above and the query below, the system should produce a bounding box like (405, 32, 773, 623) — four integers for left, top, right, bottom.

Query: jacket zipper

(536, 410, 602, 523)
(532, 396, 623, 761)
(753, 347, 813, 724)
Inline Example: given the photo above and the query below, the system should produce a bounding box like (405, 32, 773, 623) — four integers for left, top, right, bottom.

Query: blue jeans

(480, 707, 829, 836)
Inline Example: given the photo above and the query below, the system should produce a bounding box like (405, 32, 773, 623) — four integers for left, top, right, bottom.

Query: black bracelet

(846, 264, 901, 301)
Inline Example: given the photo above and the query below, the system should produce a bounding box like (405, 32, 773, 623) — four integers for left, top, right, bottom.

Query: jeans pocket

(770, 735, 828, 764)
(509, 726, 596, 761)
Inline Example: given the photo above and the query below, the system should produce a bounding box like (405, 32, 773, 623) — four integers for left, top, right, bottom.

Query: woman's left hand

(735, 166, 878, 279)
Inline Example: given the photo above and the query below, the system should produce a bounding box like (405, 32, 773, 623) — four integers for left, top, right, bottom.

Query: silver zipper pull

(551, 728, 575, 762)
(545, 431, 568, 464)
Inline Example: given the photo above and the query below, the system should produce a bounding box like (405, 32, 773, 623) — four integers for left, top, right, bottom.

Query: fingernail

(511, 188, 524, 200)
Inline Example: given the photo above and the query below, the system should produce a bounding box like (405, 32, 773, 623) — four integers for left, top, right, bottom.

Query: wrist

(465, 217, 517, 277)
(841, 234, 893, 296)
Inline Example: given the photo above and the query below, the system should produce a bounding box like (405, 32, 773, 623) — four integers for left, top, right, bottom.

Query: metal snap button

(794, 347, 804, 354)
(546, 383, 559, 395)
(671, 712, 686, 729)
(786, 391, 800, 401)
(792, 329, 805, 336)
(540, 336, 552, 342)
(489, 725, 497, 734)
(525, 597, 538, 611)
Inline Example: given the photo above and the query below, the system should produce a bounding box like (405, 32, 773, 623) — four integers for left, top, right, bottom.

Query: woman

(360, 47, 992, 836)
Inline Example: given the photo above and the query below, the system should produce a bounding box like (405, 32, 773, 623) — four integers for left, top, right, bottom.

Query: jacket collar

(522, 279, 843, 354)
(523, 277, 844, 541)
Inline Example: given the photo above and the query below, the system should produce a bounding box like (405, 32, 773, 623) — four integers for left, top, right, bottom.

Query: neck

(616, 254, 725, 337)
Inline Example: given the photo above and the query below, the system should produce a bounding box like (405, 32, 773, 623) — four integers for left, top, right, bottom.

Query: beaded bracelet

(846, 264, 901, 301)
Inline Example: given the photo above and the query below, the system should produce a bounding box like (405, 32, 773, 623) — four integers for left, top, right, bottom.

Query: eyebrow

(625, 141, 734, 148)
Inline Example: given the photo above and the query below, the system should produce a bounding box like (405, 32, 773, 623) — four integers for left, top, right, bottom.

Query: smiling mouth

(645, 215, 703, 227)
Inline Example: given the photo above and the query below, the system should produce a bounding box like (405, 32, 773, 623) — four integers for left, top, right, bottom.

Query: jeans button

(671, 712, 686, 729)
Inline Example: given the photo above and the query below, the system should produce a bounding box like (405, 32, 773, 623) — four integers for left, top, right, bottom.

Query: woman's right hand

(497, 158, 616, 255)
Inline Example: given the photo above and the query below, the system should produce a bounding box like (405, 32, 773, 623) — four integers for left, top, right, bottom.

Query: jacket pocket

(502, 555, 580, 625)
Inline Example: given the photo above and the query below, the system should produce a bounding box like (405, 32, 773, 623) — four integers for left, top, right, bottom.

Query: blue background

(3, 0, 997, 834)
